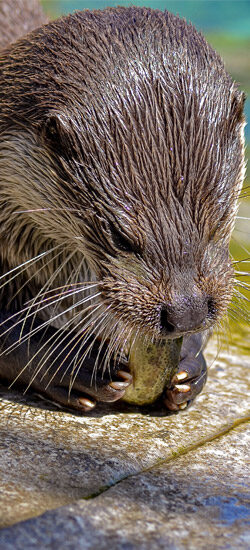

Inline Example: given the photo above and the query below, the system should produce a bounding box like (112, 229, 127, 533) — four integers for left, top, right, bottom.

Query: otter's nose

(159, 296, 210, 336)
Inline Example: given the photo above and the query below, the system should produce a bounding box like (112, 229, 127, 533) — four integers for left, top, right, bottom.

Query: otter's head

(0, 7, 245, 340)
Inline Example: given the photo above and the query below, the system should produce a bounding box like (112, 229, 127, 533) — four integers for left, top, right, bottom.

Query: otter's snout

(159, 296, 212, 337)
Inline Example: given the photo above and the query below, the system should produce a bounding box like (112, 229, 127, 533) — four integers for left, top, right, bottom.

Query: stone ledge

(0, 335, 249, 529)
(0, 422, 249, 549)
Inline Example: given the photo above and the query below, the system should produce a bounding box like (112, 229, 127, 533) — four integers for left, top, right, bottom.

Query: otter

(0, 1, 246, 412)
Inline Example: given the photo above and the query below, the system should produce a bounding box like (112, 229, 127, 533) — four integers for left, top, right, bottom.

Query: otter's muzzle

(159, 295, 212, 337)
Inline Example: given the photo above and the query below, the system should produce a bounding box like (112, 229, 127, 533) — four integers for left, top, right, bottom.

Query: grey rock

(0, 423, 249, 549)
(0, 331, 249, 548)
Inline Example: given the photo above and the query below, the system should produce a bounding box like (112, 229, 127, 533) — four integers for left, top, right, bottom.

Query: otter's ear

(230, 90, 246, 126)
(40, 113, 76, 158)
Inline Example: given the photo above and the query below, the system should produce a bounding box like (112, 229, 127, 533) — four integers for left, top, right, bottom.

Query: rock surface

(0, 423, 249, 550)
(0, 328, 249, 548)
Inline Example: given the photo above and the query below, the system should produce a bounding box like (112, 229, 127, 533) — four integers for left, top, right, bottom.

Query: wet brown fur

(0, 5, 246, 343)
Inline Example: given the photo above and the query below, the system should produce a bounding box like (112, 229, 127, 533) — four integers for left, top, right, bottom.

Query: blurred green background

(41, 1, 250, 272)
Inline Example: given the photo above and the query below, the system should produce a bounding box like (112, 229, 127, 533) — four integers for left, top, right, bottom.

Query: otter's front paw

(0, 311, 133, 412)
(38, 368, 133, 412)
(164, 343, 207, 411)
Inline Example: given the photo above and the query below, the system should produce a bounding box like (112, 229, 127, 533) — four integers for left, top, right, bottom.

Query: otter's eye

(41, 114, 76, 159)
(109, 224, 138, 254)
(43, 116, 62, 149)
(207, 297, 217, 318)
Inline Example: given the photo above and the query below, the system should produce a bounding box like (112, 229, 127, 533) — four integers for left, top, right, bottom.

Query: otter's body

(0, 2, 245, 411)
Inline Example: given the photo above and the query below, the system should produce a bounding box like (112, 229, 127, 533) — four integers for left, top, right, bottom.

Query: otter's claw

(109, 370, 133, 390)
(173, 371, 188, 382)
(108, 369, 132, 394)
(78, 397, 96, 411)
(117, 369, 133, 383)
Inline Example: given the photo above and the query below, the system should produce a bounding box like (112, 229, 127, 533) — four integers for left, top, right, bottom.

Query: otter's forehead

(1, 7, 232, 119)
